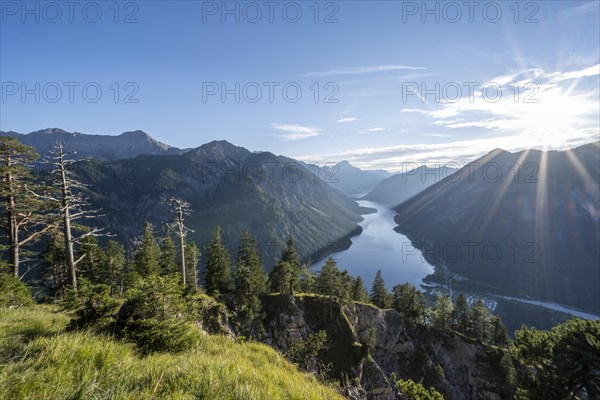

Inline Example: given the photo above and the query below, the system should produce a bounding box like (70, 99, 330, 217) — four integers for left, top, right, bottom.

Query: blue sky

(1, 0, 599, 170)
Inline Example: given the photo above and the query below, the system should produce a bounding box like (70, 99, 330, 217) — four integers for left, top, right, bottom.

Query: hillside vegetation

(0, 306, 343, 400)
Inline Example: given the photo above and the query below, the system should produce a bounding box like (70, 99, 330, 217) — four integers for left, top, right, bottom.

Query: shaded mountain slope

(72, 140, 367, 267)
(363, 166, 458, 208)
(394, 142, 600, 313)
(321, 161, 391, 196)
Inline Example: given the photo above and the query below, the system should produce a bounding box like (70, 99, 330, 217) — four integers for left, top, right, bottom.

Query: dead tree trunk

(56, 146, 78, 290)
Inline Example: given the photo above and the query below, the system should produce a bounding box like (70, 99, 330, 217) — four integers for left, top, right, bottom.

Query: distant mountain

(363, 166, 458, 208)
(0, 128, 187, 160)
(316, 160, 391, 197)
(394, 142, 600, 314)
(70, 140, 368, 268)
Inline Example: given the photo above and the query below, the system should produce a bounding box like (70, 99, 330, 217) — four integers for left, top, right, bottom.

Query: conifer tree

(468, 299, 490, 342)
(104, 240, 126, 296)
(369, 270, 390, 308)
(159, 235, 178, 276)
(315, 257, 343, 297)
(233, 229, 267, 336)
(204, 225, 232, 295)
(0, 137, 53, 278)
(433, 294, 454, 334)
(351, 276, 369, 303)
(488, 314, 510, 346)
(269, 261, 293, 294)
(391, 283, 427, 326)
(451, 293, 470, 334)
(269, 237, 302, 295)
(39, 230, 69, 296)
(77, 235, 106, 284)
(132, 222, 160, 278)
(184, 241, 201, 291)
(298, 265, 316, 293)
(340, 270, 354, 299)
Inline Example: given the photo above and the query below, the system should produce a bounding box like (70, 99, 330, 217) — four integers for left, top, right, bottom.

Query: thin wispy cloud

(358, 127, 385, 134)
(304, 64, 425, 78)
(422, 133, 455, 138)
(336, 117, 358, 123)
(271, 124, 321, 141)
(295, 130, 599, 171)
(401, 108, 429, 114)
(296, 64, 599, 169)
(549, 64, 600, 82)
(411, 65, 599, 148)
(559, 1, 600, 18)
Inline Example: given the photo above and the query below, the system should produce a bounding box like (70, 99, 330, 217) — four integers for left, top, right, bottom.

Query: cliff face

(262, 295, 512, 400)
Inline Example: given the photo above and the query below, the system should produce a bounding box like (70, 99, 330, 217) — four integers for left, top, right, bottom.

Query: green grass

(0, 306, 343, 400)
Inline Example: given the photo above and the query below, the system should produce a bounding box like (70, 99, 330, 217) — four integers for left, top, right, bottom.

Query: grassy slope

(0, 306, 343, 400)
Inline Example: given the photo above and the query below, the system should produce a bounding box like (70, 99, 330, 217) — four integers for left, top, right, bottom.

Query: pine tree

(298, 265, 316, 293)
(488, 314, 510, 346)
(269, 237, 301, 295)
(315, 257, 343, 297)
(269, 261, 293, 294)
(468, 299, 490, 342)
(132, 223, 160, 278)
(391, 283, 427, 326)
(204, 225, 232, 295)
(0, 137, 53, 278)
(39, 230, 69, 296)
(77, 235, 107, 284)
(233, 229, 267, 336)
(280, 237, 301, 269)
(513, 318, 600, 399)
(369, 270, 390, 308)
(433, 294, 454, 334)
(340, 270, 354, 300)
(351, 276, 369, 303)
(104, 240, 126, 296)
(184, 241, 201, 291)
(451, 293, 469, 334)
(159, 235, 178, 276)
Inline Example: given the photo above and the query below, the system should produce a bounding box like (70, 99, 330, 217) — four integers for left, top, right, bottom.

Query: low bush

(0, 273, 33, 308)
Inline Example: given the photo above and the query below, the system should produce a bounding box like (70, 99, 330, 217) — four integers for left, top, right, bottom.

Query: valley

(311, 199, 600, 333)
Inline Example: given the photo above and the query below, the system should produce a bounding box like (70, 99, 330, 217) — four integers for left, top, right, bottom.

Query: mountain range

(5, 127, 599, 314)
(319, 160, 392, 197)
(394, 143, 600, 314)
(67, 140, 368, 268)
(0, 128, 188, 160)
(363, 165, 459, 208)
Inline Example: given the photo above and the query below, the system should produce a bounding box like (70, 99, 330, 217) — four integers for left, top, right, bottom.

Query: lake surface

(312, 200, 600, 323)
(312, 200, 434, 289)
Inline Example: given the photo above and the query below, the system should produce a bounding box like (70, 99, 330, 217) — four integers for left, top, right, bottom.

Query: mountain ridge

(393, 141, 600, 313)
(64, 140, 369, 268)
(0, 128, 188, 160)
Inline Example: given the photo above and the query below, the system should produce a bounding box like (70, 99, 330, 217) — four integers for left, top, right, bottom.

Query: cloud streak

(336, 117, 358, 123)
(304, 64, 425, 78)
(271, 124, 321, 141)
(296, 131, 599, 171)
(358, 127, 385, 134)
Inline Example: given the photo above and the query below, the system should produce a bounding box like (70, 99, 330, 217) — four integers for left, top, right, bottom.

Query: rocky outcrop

(262, 294, 513, 400)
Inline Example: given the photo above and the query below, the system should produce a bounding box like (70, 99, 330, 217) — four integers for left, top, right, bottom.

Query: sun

(519, 86, 596, 149)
